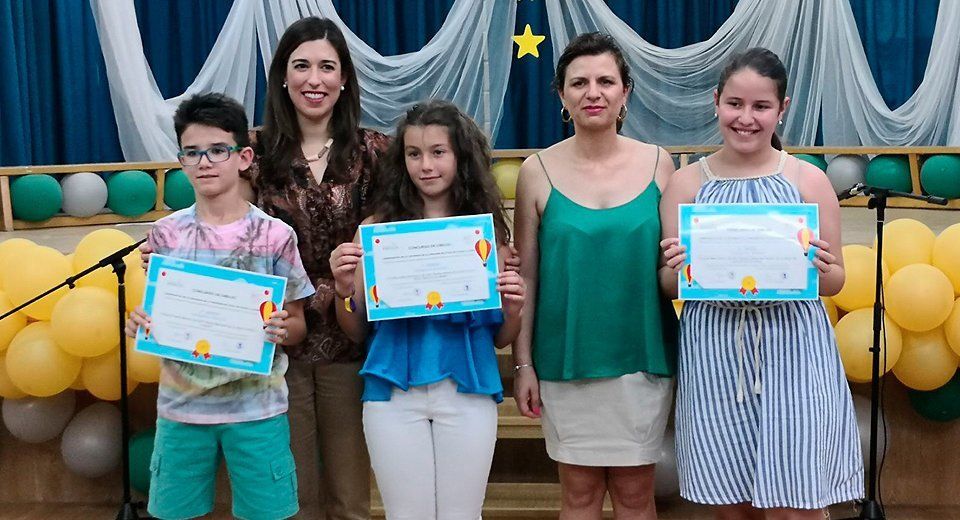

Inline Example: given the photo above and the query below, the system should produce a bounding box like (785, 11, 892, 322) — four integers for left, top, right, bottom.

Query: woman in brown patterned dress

(245, 18, 389, 520)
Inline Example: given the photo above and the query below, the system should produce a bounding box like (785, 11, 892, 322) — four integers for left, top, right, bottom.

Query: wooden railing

(2, 146, 958, 231)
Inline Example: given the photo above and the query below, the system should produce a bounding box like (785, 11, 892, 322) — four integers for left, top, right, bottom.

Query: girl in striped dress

(658, 48, 863, 519)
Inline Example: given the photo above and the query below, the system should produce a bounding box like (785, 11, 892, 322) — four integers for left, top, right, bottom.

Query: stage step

(371, 482, 615, 518)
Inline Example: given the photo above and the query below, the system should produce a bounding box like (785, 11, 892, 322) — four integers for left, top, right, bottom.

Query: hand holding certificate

(134, 254, 287, 375)
(359, 214, 502, 321)
(678, 203, 820, 301)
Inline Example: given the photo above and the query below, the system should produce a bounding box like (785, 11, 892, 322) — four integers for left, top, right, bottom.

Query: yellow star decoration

(512, 24, 546, 59)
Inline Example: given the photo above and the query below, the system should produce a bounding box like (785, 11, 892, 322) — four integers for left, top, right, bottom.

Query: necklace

(305, 138, 334, 163)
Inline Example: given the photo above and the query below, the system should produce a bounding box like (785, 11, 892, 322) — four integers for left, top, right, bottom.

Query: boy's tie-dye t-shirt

(147, 203, 315, 424)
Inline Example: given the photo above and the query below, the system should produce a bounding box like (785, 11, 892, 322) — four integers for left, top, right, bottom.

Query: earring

(617, 105, 628, 122)
(713, 112, 718, 118)
(282, 81, 287, 88)
(560, 106, 572, 123)
(778, 119, 784, 125)
(340, 85, 345, 91)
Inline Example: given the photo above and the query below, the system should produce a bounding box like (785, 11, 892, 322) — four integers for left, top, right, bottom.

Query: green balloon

(163, 169, 195, 210)
(908, 370, 960, 422)
(865, 155, 913, 192)
(107, 170, 157, 217)
(794, 154, 828, 172)
(129, 428, 156, 495)
(920, 154, 960, 199)
(10, 174, 62, 222)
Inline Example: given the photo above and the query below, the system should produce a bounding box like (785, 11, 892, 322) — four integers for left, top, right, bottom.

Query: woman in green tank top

(513, 33, 678, 519)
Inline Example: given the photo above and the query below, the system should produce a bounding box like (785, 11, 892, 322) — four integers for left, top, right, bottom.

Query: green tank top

(532, 152, 677, 381)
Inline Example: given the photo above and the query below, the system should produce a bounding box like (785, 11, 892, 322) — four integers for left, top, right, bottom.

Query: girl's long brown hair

(373, 100, 510, 246)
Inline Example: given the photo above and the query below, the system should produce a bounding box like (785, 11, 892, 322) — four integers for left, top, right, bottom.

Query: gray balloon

(2, 391, 76, 443)
(60, 402, 122, 478)
(853, 394, 888, 472)
(826, 155, 868, 195)
(61, 172, 108, 217)
(654, 428, 680, 499)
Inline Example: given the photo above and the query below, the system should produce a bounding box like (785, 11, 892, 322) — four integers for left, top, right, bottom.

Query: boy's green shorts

(148, 413, 298, 520)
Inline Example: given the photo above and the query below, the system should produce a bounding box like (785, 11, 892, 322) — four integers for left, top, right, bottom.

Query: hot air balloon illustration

(474, 238, 492, 267)
(426, 291, 444, 310)
(681, 264, 694, 287)
(797, 227, 813, 255)
(192, 339, 212, 359)
(369, 285, 380, 308)
(739, 276, 759, 296)
(259, 301, 277, 322)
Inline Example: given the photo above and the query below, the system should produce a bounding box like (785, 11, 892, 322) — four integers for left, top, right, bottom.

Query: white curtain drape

(546, 0, 960, 146)
(91, 0, 515, 161)
(92, 0, 960, 162)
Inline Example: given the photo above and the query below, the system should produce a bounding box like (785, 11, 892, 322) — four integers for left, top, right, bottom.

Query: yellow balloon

(126, 337, 160, 383)
(945, 298, 960, 357)
(69, 371, 85, 391)
(492, 159, 522, 199)
(2, 246, 73, 320)
(124, 252, 146, 312)
(932, 223, 960, 296)
(51, 287, 120, 357)
(672, 299, 684, 319)
(0, 238, 38, 291)
(0, 351, 28, 398)
(80, 348, 138, 401)
(874, 218, 936, 274)
(884, 264, 954, 332)
(835, 308, 902, 382)
(893, 328, 960, 391)
(73, 229, 135, 294)
(832, 245, 890, 311)
(0, 290, 28, 351)
(5, 322, 82, 397)
(821, 296, 839, 326)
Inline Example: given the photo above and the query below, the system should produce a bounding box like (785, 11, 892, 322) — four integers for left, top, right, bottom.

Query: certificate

(135, 254, 287, 375)
(359, 214, 501, 321)
(678, 203, 820, 301)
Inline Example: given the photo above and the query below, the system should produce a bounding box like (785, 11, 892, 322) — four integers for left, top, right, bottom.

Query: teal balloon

(908, 370, 960, 422)
(107, 170, 156, 217)
(10, 174, 62, 222)
(163, 169, 195, 210)
(129, 428, 156, 495)
(794, 154, 828, 172)
(920, 154, 960, 199)
(866, 155, 913, 192)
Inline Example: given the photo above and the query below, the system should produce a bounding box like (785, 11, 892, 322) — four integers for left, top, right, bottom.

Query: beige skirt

(539, 370, 674, 467)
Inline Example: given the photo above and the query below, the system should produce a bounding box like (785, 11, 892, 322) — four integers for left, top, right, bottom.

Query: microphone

(836, 183, 865, 201)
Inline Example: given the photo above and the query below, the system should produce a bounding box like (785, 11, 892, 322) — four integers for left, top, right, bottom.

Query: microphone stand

(0, 237, 151, 520)
(840, 185, 947, 519)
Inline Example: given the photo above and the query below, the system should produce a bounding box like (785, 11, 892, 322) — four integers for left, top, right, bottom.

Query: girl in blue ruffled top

(329, 99, 525, 520)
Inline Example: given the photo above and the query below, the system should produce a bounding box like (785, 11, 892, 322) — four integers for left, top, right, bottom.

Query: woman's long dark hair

(374, 100, 510, 246)
(259, 17, 360, 187)
(717, 47, 788, 150)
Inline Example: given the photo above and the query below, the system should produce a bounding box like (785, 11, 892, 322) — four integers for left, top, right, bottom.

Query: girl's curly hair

(373, 100, 510, 246)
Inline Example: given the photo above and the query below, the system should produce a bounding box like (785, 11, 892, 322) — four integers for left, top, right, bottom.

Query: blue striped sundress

(675, 152, 864, 509)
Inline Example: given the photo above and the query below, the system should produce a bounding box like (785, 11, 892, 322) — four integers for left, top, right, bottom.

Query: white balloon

(2, 390, 76, 443)
(60, 402, 122, 478)
(655, 428, 680, 499)
(826, 155, 868, 195)
(61, 172, 108, 217)
(852, 394, 888, 472)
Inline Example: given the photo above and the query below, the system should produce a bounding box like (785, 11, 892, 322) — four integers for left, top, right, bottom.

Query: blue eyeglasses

(177, 145, 243, 166)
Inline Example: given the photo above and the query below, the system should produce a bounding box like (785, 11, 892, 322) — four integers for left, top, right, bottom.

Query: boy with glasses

(126, 92, 314, 520)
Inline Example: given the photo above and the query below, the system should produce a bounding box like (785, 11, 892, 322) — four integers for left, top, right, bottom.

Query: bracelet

(513, 363, 533, 373)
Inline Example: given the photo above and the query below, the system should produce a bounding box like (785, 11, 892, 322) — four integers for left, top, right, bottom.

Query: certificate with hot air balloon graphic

(678, 204, 820, 301)
(134, 254, 287, 375)
(359, 214, 501, 321)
